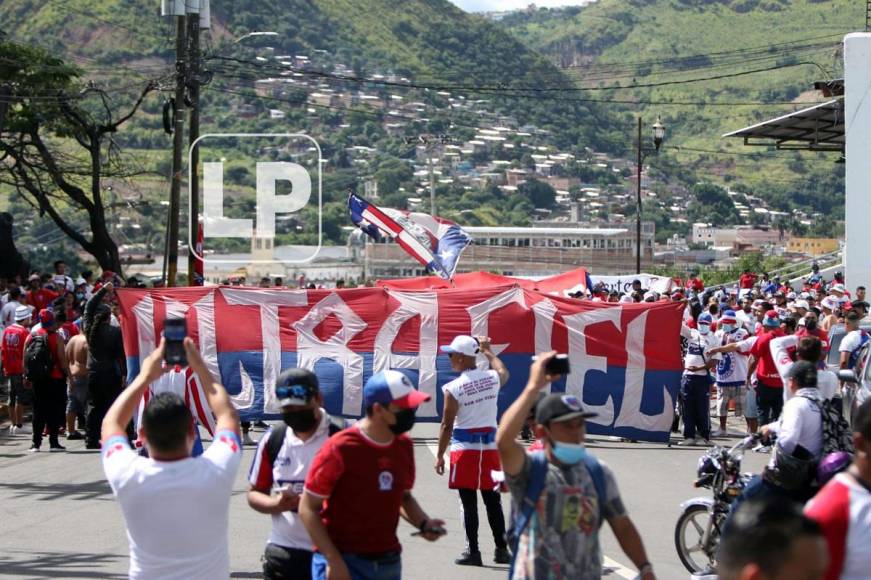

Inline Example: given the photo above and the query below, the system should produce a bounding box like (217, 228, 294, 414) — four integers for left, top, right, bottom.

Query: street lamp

(635, 116, 666, 274)
(233, 31, 278, 43)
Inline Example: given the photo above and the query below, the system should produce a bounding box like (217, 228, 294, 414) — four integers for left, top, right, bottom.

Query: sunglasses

(275, 384, 312, 401)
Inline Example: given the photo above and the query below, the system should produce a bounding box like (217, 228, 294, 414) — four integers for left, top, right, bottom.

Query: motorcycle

(674, 435, 758, 574)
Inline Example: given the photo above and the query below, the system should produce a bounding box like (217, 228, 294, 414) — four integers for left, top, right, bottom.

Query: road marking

(603, 556, 638, 578)
(421, 440, 638, 579)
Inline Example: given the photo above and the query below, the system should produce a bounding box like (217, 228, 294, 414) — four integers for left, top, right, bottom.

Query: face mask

(75, 293, 84, 300)
(805, 320, 818, 331)
(721, 324, 735, 333)
(551, 440, 588, 465)
(389, 408, 416, 435)
(282, 408, 318, 432)
(698, 325, 711, 335)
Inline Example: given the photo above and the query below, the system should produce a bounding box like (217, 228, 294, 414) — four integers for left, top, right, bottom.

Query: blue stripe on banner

(127, 353, 679, 443)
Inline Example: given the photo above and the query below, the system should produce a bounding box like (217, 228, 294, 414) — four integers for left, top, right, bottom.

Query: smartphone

(545, 354, 570, 376)
(163, 318, 187, 366)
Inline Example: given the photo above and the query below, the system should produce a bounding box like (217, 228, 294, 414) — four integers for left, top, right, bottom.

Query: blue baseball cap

(698, 313, 713, 325)
(363, 370, 430, 410)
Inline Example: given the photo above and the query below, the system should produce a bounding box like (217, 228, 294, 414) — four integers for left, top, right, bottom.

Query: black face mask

(805, 320, 818, 331)
(388, 408, 416, 435)
(282, 408, 318, 433)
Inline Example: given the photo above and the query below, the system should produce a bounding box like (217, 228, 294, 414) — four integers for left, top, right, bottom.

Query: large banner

(117, 285, 683, 442)
(589, 273, 674, 295)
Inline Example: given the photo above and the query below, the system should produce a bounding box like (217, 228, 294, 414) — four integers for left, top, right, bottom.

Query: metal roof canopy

(723, 99, 844, 152)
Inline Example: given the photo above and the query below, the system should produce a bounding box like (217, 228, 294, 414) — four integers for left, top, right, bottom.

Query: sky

(449, 0, 587, 11)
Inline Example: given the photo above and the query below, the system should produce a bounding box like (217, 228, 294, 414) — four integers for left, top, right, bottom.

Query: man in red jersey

(2, 306, 33, 433)
(24, 309, 68, 452)
(712, 310, 785, 425)
(299, 370, 445, 580)
(805, 400, 871, 580)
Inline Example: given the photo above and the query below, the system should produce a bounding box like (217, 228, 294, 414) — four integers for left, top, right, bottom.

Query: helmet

(816, 451, 851, 485)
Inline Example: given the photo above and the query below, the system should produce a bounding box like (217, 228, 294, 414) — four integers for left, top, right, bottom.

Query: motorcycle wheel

(674, 503, 720, 573)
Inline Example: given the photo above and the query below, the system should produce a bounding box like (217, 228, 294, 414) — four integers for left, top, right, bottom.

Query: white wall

(845, 34, 871, 292)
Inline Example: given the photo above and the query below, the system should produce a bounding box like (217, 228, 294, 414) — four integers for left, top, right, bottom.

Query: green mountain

(498, 0, 860, 233)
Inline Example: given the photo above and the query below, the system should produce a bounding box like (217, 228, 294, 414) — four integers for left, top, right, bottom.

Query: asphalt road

(0, 421, 768, 580)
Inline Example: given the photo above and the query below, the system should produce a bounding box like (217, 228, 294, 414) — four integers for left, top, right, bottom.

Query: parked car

(832, 322, 871, 426)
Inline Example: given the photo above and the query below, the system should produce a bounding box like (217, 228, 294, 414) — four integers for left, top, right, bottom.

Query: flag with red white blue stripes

(348, 192, 472, 280)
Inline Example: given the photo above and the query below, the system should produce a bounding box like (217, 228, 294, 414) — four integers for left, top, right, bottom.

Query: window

(255, 239, 262, 249)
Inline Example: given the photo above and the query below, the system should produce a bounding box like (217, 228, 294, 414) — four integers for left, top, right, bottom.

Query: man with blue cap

(299, 370, 446, 580)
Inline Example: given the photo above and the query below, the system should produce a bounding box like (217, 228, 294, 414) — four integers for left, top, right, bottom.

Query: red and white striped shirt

(805, 472, 871, 580)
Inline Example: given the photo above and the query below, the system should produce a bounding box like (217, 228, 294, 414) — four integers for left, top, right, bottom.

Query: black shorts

(7, 375, 32, 407)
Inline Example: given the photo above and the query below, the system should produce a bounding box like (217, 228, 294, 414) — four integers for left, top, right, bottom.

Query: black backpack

(265, 415, 348, 466)
(23, 334, 54, 382)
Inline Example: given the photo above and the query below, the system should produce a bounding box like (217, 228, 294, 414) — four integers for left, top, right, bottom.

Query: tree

(518, 178, 557, 209)
(0, 36, 155, 273)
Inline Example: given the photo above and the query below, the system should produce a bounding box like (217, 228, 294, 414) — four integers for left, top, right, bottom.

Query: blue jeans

(311, 552, 401, 580)
(681, 374, 711, 440)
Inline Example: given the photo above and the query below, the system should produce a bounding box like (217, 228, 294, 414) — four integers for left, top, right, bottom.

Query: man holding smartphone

(101, 336, 242, 580)
(247, 369, 343, 579)
(435, 335, 511, 566)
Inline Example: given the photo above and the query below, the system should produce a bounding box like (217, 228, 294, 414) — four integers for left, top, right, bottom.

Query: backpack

(23, 334, 53, 382)
(508, 451, 607, 576)
(264, 415, 348, 466)
(800, 395, 855, 456)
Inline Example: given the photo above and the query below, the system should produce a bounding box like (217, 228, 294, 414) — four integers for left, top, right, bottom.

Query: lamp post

(635, 116, 666, 274)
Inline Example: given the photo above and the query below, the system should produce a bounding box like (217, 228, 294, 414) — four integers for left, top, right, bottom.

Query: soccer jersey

(443, 369, 503, 490)
(1, 324, 29, 375)
(304, 425, 415, 556)
(248, 412, 332, 550)
(714, 328, 751, 386)
(805, 473, 871, 580)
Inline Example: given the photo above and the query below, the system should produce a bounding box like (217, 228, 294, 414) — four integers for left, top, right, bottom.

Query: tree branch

(100, 81, 156, 134)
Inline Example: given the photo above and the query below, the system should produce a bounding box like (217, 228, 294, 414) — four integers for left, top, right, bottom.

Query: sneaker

(17, 424, 31, 434)
(66, 431, 84, 440)
(455, 551, 483, 566)
(254, 420, 270, 430)
(678, 438, 698, 446)
(9, 425, 17, 435)
(29, 444, 40, 453)
(49, 443, 66, 452)
(711, 429, 729, 438)
(494, 547, 511, 565)
(699, 439, 714, 447)
(242, 433, 256, 446)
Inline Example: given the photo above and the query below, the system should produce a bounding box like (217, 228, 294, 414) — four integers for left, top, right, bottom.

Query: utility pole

(406, 134, 451, 215)
(166, 14, 187, 287)
(636, 117, 642, 275)
(427, 149, 436, 215)
(187, 11, 201, 286)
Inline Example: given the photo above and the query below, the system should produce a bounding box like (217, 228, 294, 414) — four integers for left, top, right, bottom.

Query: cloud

(450, 0, 587, 11)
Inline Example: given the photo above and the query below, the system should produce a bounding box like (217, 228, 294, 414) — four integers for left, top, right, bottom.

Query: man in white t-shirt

(435, 335, 511, 567)
(101, 336, 242, 580)
(0, 287, 23, 330)
(679, 313, 722, 446)
(771, 334, 839, 402)
(248, 368, 342, 580)
(840, 311, 869, 372)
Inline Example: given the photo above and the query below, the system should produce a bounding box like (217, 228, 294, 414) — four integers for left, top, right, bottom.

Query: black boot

(455, 551, 483, 566)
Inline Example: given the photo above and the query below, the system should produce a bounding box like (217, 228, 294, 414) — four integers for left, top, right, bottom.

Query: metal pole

(636, 116, 642, 275)
(428, 144, 436, 215)
(187, 13, 200, 286)
(166, 15, 187, 287)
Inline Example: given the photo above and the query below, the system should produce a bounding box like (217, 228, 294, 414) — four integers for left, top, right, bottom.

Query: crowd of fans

(2, 261, 870, 580)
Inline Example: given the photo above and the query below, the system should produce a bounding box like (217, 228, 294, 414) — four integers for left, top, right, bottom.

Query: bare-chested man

(65, 333, 89, 439)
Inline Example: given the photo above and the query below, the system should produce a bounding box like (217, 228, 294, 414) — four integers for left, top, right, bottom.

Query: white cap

(821, 296, 838, 310)
(831, 284, 846, 294)
(792, 299, 809, 310)
(14, 305, 31, 321)
(76, 277, 87, 286)
(619, 294, 634, 303)
(787, 291, 797, 300)
(440, 335, 479, 357)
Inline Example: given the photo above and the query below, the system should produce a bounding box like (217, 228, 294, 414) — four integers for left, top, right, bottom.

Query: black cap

(275, 368, 319, 406)
(536, 393, 598, 425)
(785, 360, 817, 388)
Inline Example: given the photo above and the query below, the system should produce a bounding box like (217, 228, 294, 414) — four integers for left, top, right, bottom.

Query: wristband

(639, 562, 653, 574)
(418, 518, 429, 532)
